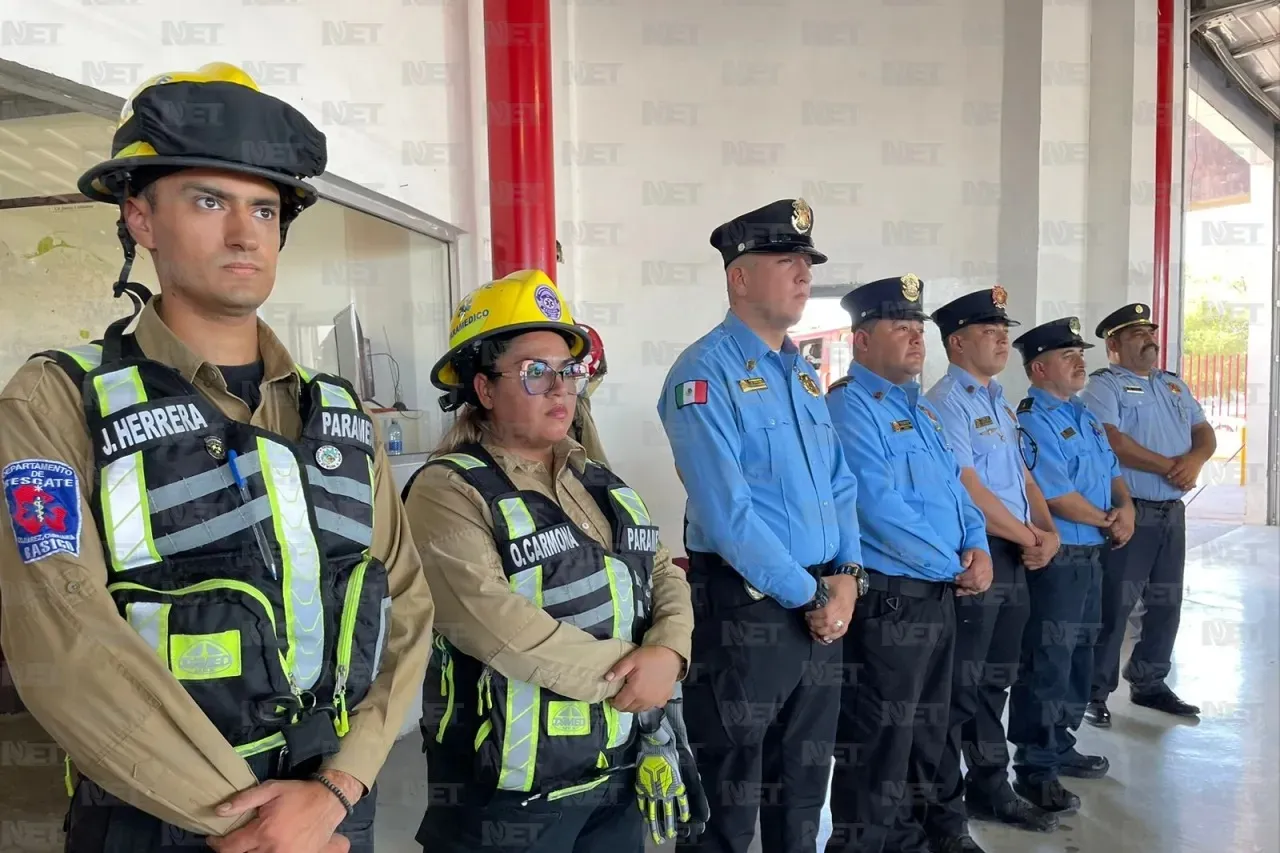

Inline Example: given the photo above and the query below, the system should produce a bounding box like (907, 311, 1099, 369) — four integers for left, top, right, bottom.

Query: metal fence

(1181, 352, 1248, 421)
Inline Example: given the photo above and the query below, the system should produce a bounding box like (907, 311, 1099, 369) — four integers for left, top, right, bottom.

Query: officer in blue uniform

(923, 288, 1061, 841)
(825, 275, 994, 853)
(1080, 303, 1214, 725)
(1007, 317, 1136, 813)
(657, 199, 866, 853)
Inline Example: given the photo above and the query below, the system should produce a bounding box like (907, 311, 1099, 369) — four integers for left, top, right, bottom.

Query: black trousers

(417, 778, 643, 853)
(1008, 544, 1103, 784)
(1091, 499, 1186, 699)
(675, 553, 843, 853)
(63, 777, 377, 853)
(923, 537, 1028, 837)
(826, 573, 956, 853)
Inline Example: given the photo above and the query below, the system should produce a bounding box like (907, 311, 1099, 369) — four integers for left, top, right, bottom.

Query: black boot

(1058, 748, 1110, 779)
(1131, 689, 1200, 718)
(1012, 778, 1081, 814)
(931, 834, 988, 853)
(965, 794, 1059, 833)
(1084, 699, 1111, 727)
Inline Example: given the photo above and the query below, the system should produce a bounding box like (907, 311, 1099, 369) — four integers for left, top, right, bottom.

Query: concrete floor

(2, 521, 1277, 853)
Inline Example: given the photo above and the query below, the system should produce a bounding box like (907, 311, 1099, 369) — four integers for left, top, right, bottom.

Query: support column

(484, 0, 556, 279)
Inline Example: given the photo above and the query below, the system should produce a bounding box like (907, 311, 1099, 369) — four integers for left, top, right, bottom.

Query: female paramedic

(401, 270, 703, 853)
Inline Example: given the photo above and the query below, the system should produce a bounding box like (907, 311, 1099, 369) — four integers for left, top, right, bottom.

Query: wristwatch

(802, 577, 831, 612)
(830, 562, 869, 599)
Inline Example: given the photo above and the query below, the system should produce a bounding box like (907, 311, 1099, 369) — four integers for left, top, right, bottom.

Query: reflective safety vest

(38, 336, 393, 773)
(406, 443, 658, 801)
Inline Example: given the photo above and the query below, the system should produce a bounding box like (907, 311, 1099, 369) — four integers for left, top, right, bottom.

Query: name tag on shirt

(1061, 427, 1077, 439)
(738, 377, 768, 393)
(1123, 385, 1144, 394)
(891, 419, 914, 432)
(973, 416, 994, 429)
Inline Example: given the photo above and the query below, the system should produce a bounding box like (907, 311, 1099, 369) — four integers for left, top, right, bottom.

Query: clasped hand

(805, 575, 856, 644)
(208, 778, 354, 853)
(955, 548, 992, 596)
(1166, 454, 1203, 492)
(1020, 524, 1060, 571)
(1105, 504, 1136, 548)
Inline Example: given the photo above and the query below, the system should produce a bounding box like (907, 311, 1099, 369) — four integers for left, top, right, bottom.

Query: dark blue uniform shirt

(826, 363, 987, 581)
(1017, 386, 1121, 546)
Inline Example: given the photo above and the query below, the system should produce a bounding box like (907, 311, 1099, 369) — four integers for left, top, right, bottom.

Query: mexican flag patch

(675, 379, 709, 408)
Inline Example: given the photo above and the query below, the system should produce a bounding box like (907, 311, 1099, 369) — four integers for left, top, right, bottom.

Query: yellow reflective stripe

(125, 601, 170, 665)
(435, 452, 486, 470)
(94, 366, 146, 417)
(235, 732, 286, 758)
(602, 701, 633, 750)
(295, 364, 314, 382)
(56, 344, 103, 372)
(101, 452, 161, 571)
(603, 555, 635, 640)
(610, 487, 651, 525)
(317, 382, 356, 409)
(64, 756, 75, 797)
(258, 437, 325, 691)
(499, 679, 539, 792)
(546, 774, 611, 801)
(498, 497, 536, 538)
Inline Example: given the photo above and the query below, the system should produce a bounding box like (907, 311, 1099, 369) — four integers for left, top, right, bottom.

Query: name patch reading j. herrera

(99, 404, 209, 456)
(509, 524, 581, 569)
(321, 411, 374, 448)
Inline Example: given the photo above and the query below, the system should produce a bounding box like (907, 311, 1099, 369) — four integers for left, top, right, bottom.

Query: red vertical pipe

(1153, 0, 1175, 368)
(484, 0, 556, 280)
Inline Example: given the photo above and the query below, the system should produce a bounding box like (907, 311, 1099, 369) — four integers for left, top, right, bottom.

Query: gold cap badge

(791, 198, 812, 234)
(992, 284, 1007, 308)
(1068, 317, 1081, 335)
(901, 273, 921, 301)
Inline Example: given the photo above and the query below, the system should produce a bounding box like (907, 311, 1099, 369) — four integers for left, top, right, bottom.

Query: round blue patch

(533, 284, 562, 321)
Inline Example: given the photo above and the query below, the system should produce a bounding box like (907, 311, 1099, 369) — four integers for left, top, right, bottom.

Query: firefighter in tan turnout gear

(0, 62, 434, 853)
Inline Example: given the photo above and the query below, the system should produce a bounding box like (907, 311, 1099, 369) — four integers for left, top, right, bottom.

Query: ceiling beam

(1193, 0, 1280, 31)
(1231, 32, 1280, 58)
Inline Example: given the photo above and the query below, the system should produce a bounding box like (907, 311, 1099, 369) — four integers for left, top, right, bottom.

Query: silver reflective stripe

(314, 508, 373, 546)
(102, 449, 160, 571)
(94, 366, 146, 417)
(153, 496, 272, 556)
(604, 556, 636, 641)
(498, 498, 536, 538)
(258, 437, 325, 691)
(540, 571, 609, 607)
(372, 596, 392, 680)
(148, 451, 262, 513)
(305, 466, 373, 505)
(501, 568, 543, 791)
(562, 600, 616, 633)
(610, 487, 651, 525)
(435, 452, 486, 469)
(317, 382, 356, 409)
(126, 601, 170, 664)
(57, 344, 104, 372)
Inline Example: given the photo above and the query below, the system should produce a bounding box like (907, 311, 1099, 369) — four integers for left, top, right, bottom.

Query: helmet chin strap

(113, 214, 154, 320)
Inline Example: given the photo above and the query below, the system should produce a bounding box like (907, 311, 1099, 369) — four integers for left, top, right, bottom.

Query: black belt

(865, 569, 953, 600)
(688, 551, 833, 579)
(1057, 543, 1104, 560)
(1134, 498, 1183, 508)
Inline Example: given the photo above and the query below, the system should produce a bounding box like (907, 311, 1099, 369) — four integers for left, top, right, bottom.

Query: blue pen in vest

(227, 448, 278, 580)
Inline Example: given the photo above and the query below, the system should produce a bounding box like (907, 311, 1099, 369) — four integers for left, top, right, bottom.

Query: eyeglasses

(490, 359, 590, 396)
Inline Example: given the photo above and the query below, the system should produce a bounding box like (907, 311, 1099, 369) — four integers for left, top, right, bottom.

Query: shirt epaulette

(1089, 367, 1113, 378)
(1017, 397, 1034, 414)
(827, 376, 851, 394)
(1162, 369, 1179, 377)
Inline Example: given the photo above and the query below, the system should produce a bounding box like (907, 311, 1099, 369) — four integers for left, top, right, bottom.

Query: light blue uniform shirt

(1016, 386, 1121, 546)
(656, 311, 863, 609)
(926, 364, 1031, 523)
(1079, 366, 1206, 501)
(827, 363, 987, 581)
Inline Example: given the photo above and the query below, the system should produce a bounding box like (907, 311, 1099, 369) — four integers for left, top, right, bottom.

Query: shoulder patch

(674, 379, 709, 408)
(3, 459, 82, 565)
(1017, 397, 1034, 414)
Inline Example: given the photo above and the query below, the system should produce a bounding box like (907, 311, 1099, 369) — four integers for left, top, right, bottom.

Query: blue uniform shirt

(1016, 386, 1121, 546)
(657, 311, 863, 609)
(827, 363, 987, 581)
(1079, 366, 1206, 501)
(926, 364, 1031, 523)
